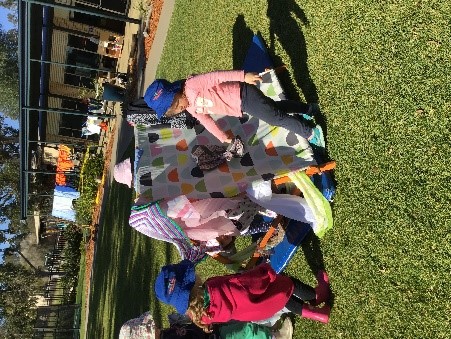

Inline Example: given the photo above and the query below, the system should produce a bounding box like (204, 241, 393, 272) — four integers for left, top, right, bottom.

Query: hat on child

(144, 79, 183, 119)
(154, 259, 196, 314)
(113, 158, 132, 188)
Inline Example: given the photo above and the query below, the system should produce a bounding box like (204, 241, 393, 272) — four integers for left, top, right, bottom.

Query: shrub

(74, 152, 104, 225)
(60, 224, 83, 303)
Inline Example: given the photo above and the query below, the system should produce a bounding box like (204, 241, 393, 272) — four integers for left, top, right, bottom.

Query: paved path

(113, 0, 176, 171)
(83, 2, 175, 337)
(141, 0, 176, 92)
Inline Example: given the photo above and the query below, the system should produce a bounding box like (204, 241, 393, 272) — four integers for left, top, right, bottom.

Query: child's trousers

(284, 277, 316, 313)
(240, 83, 313, 140)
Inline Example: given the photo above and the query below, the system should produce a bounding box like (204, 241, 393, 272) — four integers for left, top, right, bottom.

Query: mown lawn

(86, 1, 450, 338)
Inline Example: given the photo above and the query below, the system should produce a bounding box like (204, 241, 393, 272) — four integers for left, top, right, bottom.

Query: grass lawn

(86, 1, 450, 338)
(76, 250, 86, 338)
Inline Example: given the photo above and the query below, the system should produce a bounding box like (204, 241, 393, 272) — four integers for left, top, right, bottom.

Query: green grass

(77, 250, 86, 338)
(76, 250, 86, 305)
(86, 1, 451, 338)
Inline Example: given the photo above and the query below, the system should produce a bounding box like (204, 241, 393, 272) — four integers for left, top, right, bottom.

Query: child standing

(144, 70, 324, 147)
(155, 260, 331, 332)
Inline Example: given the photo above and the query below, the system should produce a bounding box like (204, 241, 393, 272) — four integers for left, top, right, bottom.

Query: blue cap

(154, 260, 196, 314)
(144, 79, 183, 119)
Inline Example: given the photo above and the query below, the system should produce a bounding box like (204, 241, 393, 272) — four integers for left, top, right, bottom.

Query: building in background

(19, 0, 140, 222)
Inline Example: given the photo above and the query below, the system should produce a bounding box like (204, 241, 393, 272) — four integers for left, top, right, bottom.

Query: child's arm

(191, 112, 232, 143)
(188, 70, 245, 88)
(189, 70, 261, 86)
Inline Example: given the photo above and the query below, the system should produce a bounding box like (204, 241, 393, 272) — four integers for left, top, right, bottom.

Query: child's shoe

(308, 125, 325, 148)
(312, 270, 330, 305)
(307, 103, 320, 117)
(301, 304, 331, 323)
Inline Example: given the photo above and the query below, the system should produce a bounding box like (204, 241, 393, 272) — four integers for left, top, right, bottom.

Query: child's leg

(284, 295, 305, 314)
(285, 294, 330, 323)
(290, 277, 316, 301)
(240, 83, 313, 139)
(274, 100, 310, 114)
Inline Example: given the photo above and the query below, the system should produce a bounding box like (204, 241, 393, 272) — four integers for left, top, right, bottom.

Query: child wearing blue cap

(155, 260, 331, 332)
(144, 70, 324, 148)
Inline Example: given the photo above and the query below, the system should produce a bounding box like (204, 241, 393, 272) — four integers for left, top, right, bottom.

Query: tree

(0, 25, 19, 119)
(0, 262, 39, 337)
(0, 0, 18, 26)
(0, 116, 19, 224)
(0, 115, 19, 159)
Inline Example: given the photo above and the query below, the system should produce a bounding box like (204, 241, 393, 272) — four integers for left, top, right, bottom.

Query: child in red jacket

(143, 70, 324, 147)
(155, 260, 331, 332)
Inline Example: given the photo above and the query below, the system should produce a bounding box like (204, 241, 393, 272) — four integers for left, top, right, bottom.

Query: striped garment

(129, 202, 219, 262)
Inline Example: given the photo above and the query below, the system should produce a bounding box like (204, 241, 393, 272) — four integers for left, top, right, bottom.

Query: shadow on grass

(231, 10, 334, 165)
(232, 14, 255, 70)
(264, 0, 337, 165)
(265, 0, 318, 103)
(86, 145, 178, 337)
(302, 230, 335, 307)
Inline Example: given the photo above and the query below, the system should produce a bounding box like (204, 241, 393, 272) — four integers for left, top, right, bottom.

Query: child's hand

(244, 72, 262, 85)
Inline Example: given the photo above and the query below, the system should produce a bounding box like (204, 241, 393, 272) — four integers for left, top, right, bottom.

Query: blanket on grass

(134, 70, 316, 201)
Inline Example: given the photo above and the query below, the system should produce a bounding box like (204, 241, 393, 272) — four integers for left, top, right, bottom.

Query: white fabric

(247, 193, 317, 227)
(83, 124, 101, 135)
(159, 199, 240, 241)
(166, 195, 201, 220)
(252, 309, 285, 327)
(246, 180, 272, 201)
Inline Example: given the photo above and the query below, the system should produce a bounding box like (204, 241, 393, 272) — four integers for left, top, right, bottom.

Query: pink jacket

(201, 263, 294, 324)
(184, 70, 245, 143)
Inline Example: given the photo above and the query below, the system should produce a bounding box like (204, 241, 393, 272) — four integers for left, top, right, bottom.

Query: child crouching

(155, 260, 331, 332)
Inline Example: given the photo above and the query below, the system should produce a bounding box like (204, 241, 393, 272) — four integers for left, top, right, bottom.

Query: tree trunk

(15, 249, 66, 277)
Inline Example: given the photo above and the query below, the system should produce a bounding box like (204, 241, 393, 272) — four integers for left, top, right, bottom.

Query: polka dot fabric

(135, 70, 316, 201)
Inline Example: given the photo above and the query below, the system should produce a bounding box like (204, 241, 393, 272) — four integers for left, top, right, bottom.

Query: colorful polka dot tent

(134, 70, 317, 201)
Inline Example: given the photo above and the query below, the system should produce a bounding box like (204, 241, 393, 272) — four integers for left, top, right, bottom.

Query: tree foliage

(0, 116, 19, 224)
(60, 224, 83, 303)
(0, 262, 39, 337)
(0, 25, 19, 119)
(0, 115, 19, 159)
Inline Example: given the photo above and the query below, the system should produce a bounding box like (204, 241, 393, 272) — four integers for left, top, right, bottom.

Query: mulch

(83, 122, 117, 307)
(144, 0, 165, 61)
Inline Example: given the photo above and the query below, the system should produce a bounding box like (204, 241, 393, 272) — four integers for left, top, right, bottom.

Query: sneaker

(297, 104, 318, 122)
(309, 125, 325, 148)
(307, 103, 320, 116)
(301, 113, 314, 121)
(273, 317, 293, 339)
(312, 270, 330, 305)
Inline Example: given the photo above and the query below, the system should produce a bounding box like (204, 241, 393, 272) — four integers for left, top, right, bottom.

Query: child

(143, 70, 324, 147)
(119, 311, 293, 339)
(124, 96, 199, 129)
(155, 260, 331, 332)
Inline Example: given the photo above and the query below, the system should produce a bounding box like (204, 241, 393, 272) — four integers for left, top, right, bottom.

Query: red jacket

(201, 263, 294, 324)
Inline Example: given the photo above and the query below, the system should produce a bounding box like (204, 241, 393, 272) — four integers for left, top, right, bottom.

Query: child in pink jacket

(155, 260, 331, 333)
(144, 70, 324, 147)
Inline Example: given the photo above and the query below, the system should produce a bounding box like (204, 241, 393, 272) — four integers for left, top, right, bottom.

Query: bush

(74, 152, 104, 225)
(60, 224, 83, 303)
